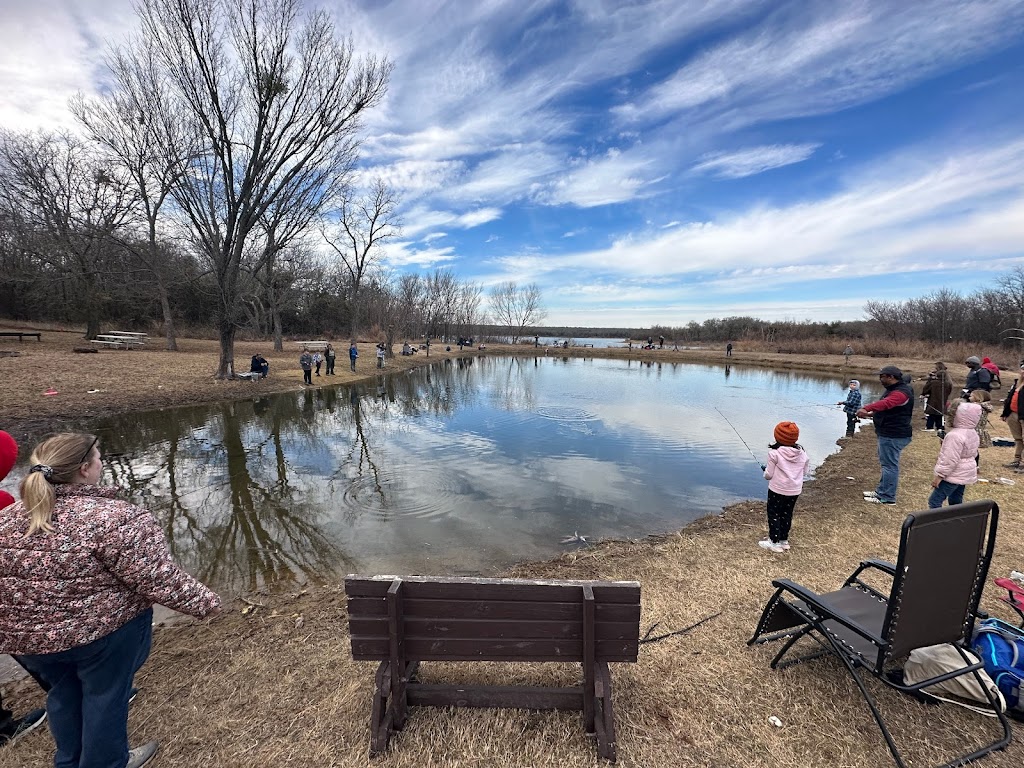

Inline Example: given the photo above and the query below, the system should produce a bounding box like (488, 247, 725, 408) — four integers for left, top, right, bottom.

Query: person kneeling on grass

(758, 421, 809, 554)
(0, 433, 222, 768)
(930, 401, 981, 508)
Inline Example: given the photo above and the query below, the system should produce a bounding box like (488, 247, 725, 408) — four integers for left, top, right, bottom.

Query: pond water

(5, 358, 881, 595)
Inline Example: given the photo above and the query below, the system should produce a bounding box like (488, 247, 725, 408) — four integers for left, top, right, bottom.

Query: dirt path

(1, 329, 1021, 767)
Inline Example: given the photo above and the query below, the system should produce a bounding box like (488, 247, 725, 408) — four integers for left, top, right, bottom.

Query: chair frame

(748, 501, 1011, 768)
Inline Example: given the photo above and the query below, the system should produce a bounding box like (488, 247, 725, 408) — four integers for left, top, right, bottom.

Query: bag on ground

(972, 617, 1024, 716)
(902, 643, 1005, 715)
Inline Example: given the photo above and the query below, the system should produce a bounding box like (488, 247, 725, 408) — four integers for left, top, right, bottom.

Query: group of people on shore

(757, 354, 1023, 553)
(0, 430, 220, 767)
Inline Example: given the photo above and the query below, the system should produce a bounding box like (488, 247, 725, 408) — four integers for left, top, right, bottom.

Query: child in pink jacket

(929, 401, 981, 508)
(759, 421, 810, 553)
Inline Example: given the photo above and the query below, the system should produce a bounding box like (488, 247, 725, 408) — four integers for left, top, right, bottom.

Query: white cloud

(534, 138, 1024, 283)
(692, 143, 820, 179)
(539, 147, 660, 207)
(380, 240, 458, 269)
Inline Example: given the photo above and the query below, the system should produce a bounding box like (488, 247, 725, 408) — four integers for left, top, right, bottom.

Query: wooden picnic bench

(345, 575, 641, 762)
(0, 331, 41, 342)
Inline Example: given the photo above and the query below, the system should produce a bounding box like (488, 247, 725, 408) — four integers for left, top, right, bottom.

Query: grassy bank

(0, 329, 1022, 767)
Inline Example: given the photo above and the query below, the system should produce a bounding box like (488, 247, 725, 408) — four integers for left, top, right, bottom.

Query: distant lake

(4, 357, 881, 595)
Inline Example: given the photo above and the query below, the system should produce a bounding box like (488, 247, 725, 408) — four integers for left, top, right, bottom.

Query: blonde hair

(969, 390, 991, 404)
(19, 433, 97, 536)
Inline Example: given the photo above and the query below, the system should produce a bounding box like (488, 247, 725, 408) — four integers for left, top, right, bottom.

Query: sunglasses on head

(78, 436, 98, 466)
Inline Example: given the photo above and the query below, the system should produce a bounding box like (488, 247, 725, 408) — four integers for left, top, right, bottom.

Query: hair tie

(30, 464, 54, 481)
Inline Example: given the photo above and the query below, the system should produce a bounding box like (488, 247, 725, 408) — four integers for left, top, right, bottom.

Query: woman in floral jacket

(0, 433, 221, 768)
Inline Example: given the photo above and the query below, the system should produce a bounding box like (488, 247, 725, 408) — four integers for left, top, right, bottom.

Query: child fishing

(837, 379, 862, 437)
(759, 421, 810, 554)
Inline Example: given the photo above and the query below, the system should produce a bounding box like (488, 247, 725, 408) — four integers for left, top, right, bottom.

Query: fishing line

(713, 407, 763, 469)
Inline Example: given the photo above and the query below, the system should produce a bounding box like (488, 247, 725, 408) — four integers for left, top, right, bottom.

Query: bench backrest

(345, 575, 641, 663)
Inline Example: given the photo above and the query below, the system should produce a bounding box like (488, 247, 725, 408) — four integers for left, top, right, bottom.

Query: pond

(5, 357, 881, 595)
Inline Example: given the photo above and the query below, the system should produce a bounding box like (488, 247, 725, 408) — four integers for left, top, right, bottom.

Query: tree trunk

(217, 321, 236, 379)
(273, 307, 283, 352)
(158, 285, 179, 351)
(86, 315, 101, 340)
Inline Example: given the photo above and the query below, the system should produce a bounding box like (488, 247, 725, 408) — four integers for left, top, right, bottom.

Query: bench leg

(368, 659, 420, 757)
(593, 662, 617, 762)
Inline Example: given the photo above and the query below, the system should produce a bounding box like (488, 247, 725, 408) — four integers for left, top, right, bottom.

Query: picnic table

(294, 340, 329, 349)
(91, 332, 147, 349)
(0, 331, 42, 342)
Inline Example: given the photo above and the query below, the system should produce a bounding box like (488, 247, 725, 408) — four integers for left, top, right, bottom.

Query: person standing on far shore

(325, 344, 336, 375)
(758, 421, 809, 553)
(726, 341, 733, 357)
(348, 341, 358, 372)
(299, 347, 313, 385)
(843, 344, 853, 364)
(312, 350, 323, 377)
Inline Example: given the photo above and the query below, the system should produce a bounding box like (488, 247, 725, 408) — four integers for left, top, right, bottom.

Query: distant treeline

(531, 268, 1024, 352)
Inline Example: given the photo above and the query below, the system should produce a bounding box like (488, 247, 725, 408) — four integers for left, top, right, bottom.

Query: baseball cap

(876, 365, 903, 378)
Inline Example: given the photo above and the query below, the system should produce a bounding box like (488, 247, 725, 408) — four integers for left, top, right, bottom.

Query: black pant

(326, 357, 335, 374)
(925, 412, 943, 430)
(846, 412, 858, 435)
(315, 362, 321, 376)
(350, 357, 356, 371)
(303, 369, 312, 385)
(766, 489, 799, 543)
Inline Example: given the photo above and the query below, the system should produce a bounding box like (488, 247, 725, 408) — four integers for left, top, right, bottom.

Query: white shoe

(863, 491, 878, 497)
(864, 497, 896, 505)
(779, 540, 791, 551)
(758, 539, 785, 553)
(127, 742, 158, 768)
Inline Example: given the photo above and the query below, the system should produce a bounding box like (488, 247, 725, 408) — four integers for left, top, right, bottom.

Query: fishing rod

(713, 407, 764, 470)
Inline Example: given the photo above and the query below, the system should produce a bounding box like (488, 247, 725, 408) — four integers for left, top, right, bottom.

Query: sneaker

(758, 539, 785, 553)
(1004, 461, 1021, 469)
(923, 428, 935, 432)
(127, 741, 159, 768)
(864, 497, 896, 505)
(863, 491, 878, 498)
(0, 708, 46, 746)
(779, 540, 791, 551)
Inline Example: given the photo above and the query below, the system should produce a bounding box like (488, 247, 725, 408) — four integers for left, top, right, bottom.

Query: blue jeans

(16, 609, 152, 768)
(876, 436, 911, 503)
(928, 480, 965, 508)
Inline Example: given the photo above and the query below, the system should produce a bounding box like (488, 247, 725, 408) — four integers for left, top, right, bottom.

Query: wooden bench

(345, 575, 641, 762)
(0, 331, 41, 342)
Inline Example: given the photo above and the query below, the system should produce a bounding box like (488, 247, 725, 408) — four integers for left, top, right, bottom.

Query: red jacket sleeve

(863, 390, 911, 413)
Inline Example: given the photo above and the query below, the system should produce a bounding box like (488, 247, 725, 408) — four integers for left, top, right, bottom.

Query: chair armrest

(844, 559, 896, 599)
(771, 579, 886, 648)
(859, 559, 896, 576)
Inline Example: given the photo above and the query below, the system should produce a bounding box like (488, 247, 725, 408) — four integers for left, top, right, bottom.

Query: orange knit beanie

(774, 421, 799, 446)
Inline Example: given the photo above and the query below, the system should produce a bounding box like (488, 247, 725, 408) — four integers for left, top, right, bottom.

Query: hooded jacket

(764, 445, 810, 496)
(0, 432, 16, 510)
(933, 403, 981, 486)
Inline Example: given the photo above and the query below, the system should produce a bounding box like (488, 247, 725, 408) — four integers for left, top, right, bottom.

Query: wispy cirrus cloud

(692, 143, 821, 179)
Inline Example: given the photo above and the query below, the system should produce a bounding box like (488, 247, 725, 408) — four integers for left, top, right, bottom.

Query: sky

(0, 0, 1022, 327)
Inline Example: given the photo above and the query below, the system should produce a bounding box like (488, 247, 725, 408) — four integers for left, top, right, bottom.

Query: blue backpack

(972, 617, 1024, 717)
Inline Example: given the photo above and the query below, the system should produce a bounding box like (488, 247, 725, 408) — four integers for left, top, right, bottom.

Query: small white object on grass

(767, 715, 783, 728)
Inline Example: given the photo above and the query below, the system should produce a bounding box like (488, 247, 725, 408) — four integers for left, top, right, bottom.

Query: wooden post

(582, 584, 596, 734)
(387, 579, 407, 730)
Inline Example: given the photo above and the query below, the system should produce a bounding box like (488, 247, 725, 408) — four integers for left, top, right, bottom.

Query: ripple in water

(337, 467, 460, 522)
(535, 405, 598, 422)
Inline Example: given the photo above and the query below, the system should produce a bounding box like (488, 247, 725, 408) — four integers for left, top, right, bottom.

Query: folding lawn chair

(748, 500, 1011, 768)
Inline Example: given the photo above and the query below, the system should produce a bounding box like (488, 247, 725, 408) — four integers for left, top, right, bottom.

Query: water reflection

(8, 358, 881, 595)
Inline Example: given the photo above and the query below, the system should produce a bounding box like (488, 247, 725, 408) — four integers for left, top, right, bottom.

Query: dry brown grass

(1, 328, 1022, 767)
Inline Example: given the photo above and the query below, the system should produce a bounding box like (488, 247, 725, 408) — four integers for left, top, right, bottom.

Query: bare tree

(71, 46, 199, 350)
(488, 281, 546, 343)
(321, 177, 401, 337)
(120, 0, 390, 377)
(0, 131, 138, 338)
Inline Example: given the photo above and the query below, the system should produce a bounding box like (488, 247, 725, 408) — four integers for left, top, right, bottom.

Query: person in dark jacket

(837, 380, 862, 437)
(1001, 362, 1024, 468)
(857, 365, 914, 505)
(964, 356, 991, 394)
(920, 362, 953, 431)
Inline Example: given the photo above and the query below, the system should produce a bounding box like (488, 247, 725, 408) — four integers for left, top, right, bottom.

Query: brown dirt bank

(1, 330, 1022, 767)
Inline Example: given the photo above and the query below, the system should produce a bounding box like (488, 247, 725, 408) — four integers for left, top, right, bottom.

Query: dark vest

(873, 382, 915, 438)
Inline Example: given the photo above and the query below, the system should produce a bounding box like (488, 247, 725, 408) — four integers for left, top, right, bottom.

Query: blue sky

(1, 0, 1022, 326)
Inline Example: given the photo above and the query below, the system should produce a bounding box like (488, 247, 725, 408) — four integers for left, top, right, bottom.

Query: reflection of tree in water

(96, 396, 355, 595)
(89, 362, 499, 593)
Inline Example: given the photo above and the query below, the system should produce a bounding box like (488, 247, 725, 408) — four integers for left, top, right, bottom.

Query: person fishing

(758, 422, 809, 554)
(837, 380, 862, 437)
